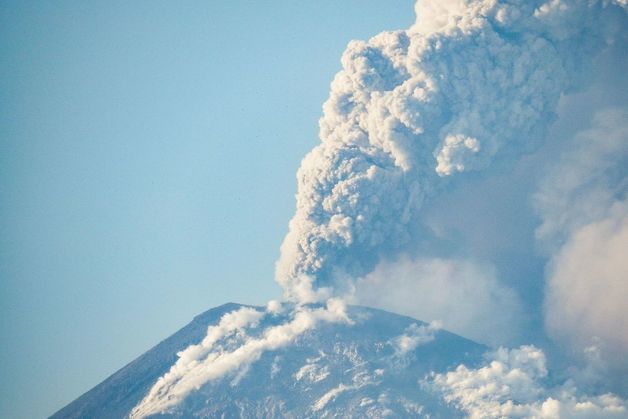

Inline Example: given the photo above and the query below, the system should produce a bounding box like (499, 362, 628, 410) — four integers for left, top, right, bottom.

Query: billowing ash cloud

(276, 0, 628, 301)
(430, 345, 627, 418)
(535, 108, 628, 369)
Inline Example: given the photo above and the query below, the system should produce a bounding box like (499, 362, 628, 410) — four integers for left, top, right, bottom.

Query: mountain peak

(51, 304, 485, 418)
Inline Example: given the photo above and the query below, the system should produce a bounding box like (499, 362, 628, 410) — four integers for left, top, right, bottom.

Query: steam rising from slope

(430, 345, 627, 418)
(276, 0, 627, 301)
(131, 300, 351, 418)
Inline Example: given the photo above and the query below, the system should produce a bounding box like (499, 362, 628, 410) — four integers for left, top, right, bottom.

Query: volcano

(50, 303, 486, 418)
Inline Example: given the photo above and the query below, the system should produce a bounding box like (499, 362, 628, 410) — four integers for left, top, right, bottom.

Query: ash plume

(275, 0, 627, 301)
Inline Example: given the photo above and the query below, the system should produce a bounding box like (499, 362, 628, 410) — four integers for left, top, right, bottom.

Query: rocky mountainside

(50, 303, 486, 418)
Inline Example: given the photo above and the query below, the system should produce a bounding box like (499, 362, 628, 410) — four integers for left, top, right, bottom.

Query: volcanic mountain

(50, 303, 486, 418)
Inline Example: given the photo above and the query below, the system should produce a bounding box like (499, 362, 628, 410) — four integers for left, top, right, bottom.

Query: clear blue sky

(0, 1, 414, 417)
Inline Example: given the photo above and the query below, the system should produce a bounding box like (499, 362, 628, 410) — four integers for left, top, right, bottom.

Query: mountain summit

(50, 303, 486, 418)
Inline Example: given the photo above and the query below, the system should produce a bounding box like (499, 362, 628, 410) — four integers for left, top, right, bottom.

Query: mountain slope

(50, 304, 486, 418)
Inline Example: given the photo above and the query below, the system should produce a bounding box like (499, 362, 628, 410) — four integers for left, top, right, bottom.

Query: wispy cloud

(534, 108, 628, 371)
(351, 256, 525, 346)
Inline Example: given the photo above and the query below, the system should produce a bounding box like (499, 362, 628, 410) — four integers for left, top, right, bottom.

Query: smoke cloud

(351, 256, 525, 346)
(276, 0, 627, 302)
(535, 108, 628, 370)
(392, 321, 441, 355)
(430, 345, 627, 418)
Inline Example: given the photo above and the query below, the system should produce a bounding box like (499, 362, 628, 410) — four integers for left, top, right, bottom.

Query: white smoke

(430, 345, 627, 418)
(276, 0, 627, 301)
(535, 109, 628, 253)
(351, 256, 525, 346)
(392, 321, 441, 355)
(535, 108, 628, 370)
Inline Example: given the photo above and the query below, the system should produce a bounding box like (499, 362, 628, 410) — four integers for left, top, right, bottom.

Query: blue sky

(0, 1, 414, 417)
